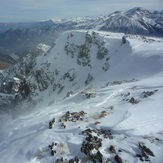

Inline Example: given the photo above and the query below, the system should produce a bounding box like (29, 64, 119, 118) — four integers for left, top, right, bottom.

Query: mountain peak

(126, 7, 151, 17)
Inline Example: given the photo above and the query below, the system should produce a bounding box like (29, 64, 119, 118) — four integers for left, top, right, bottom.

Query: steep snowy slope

(22, 31, 162, 106)
(27, 30, 114, 105)
(0, 30, 163, 163)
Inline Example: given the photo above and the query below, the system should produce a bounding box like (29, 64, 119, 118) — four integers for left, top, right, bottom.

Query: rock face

(0, 30, 115, 107)
(26, 31, 113, 104)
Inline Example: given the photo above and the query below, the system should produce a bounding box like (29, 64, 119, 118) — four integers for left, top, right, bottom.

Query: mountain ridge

(0, 7, 162, 56)
(0, 30, 162, 109)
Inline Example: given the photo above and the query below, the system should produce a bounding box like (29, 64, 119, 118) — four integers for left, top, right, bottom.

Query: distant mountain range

(0, 7, 162, 61)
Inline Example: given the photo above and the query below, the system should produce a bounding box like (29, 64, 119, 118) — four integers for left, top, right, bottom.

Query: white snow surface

(0, 31, 163, 163)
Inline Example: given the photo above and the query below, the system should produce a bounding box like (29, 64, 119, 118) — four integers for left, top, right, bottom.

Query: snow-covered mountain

(100, 7, 163, 36)
(0, 7, 162, 56)
(1, 29, 163, 110)
(38, 7, 163, 37)
(0, 30, 163, 162)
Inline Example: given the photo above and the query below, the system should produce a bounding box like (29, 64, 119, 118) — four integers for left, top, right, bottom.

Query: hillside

(0, 30, 163, 163)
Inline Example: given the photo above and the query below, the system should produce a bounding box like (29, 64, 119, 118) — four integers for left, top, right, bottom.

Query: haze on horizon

(0, 0, 162, 23)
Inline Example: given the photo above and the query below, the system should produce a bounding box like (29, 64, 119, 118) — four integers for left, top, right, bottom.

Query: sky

(0, 0, 162, 22)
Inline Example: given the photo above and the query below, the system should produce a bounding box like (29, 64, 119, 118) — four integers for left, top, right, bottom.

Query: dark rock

(82, 128, 92, 135)
(51, 150, 56, 156)
(140, 157, 144, 161)
(139, 143, 155, 157)
(61, 123, 66, 128)
(145, 158, 151, 162)
(49, 123, 52, 129)
(49, 142, 54, 149)
(85, 92, 96, 99)
(129, 97, 139, 104)
(81, 130, 104, 160)
(49, 118, 55, 129)
(60, 110, 87, 123)
(136, 154, 142, 158)
(109, 145, 116, 153)
(142, 90, 158, 98)
(74, 156, 79, 162)
(69, 159, 74, 163)
(142, 150, 149, 159)
(95, 150, 103, 163)
(115, 154, 123, 163)
(121, 36, 126, 45)
(118, 149, 122, 152)
(56, 159, 62, 163)
(60, 157, 64, 161)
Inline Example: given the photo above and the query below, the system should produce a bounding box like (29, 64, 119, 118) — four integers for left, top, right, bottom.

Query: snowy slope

(0, 31, 163, 163)
(25, 31, 163, 105)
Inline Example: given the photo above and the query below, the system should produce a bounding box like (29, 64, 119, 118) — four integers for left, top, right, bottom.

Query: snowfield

(0, 30, 163, 163)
